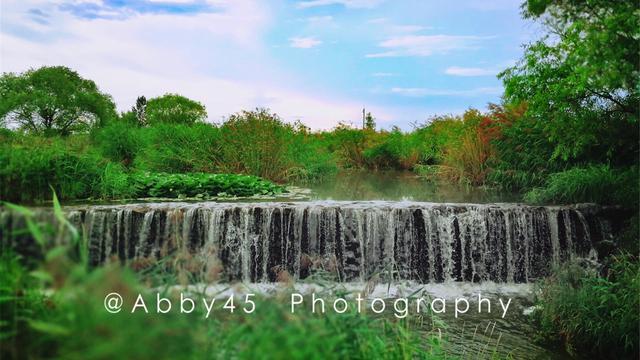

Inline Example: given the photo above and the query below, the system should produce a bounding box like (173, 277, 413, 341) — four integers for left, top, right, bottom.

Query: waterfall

(0, 201, 620, 283)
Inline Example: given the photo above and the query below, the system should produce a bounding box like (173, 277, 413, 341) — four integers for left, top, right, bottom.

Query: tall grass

(0, 136, 110, 202)
(217, 109, 296, 181)
(135, 123, 221, 173)
(533, 254, 640, 358)
(441, 131, 493, 186)
(524, 165, 639, 206)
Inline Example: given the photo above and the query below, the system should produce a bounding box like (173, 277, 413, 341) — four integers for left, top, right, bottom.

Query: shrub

(441, 131, 493, 185)
(286, 130, 338, 182)
(323, 125, 369, 169)
(218, 108, 295, 181)
(135, 123, 221, 173)
(363, 128, 420, 170)
(92, 120, 142, 167)
(533, 254, 640, 357)
(98, 163, 137, 199)
(524, 165, 639, 206)
(0, 137, 105, 202)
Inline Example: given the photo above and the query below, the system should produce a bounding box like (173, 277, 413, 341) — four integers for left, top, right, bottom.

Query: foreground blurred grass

(532, 254, 640, 358)
(0, 198, 446, 360)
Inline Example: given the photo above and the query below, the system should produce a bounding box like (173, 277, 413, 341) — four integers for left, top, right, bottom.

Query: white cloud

(367, 17, 387, 24)
(296, 0, 383, 9)
(445, 66, 498, 77)
(289, 36, 322, 48)
(389, 25, 427, 33)
(0, 0, 385, 129)
(366, 34, 494, 58)
(147, 0, 196, 3)
(304, 15, 333, 23)
(391, 87, 502, 97)
(371, 72, 394, 77)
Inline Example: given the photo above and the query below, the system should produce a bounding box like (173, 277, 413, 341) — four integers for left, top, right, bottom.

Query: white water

(1, 201, 612, 284)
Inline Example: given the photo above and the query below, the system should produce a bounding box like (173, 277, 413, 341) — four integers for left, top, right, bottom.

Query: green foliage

(0, 66, 117, 135)
(92, 120, 142, 167)
(286, 129, 338, 182)
(130, 172, 284, 198)
(0, 136, 106, 202)
(322, 125, 369, 169)
(524, 165, 639, 206)
(364, 112, 376, 130)
(363, 127, 420, 170)
(134, 123, 221, 173)
(145, 93, 207, 126)
(533, 254, 640, 357)
(98, 162, 138, 199)
(411, 109, 495, 185)
(321, 124, 421, 171)
(218, 108, 296, 181)
(488, 119, 554, 190)
(413, 114, 468, 165)
(500, 0, 639, 165)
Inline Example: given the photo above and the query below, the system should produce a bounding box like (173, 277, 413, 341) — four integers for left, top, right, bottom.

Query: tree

(500, 0, 639, 165)
(145, 94, 207, 125)
(133, 96, 147, 126)
(0, 66, 117, 135)
(364, 112, 376, 130)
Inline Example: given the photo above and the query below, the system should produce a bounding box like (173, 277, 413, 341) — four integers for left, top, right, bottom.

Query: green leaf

(28, 320, 70, 336)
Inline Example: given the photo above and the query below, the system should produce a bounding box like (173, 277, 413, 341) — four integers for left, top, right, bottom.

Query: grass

(532, 254, 640, 358)
(2, 106, 638, 207)
(523, 165, 639, 206)
(0, 131, 286, 201)
(0, 136, 108, 202)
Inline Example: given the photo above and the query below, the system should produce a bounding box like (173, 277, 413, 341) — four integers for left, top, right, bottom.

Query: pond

(291, 170, 520, 203)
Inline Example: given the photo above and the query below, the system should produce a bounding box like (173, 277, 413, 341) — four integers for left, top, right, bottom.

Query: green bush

(524, 165, 639, 206)
(286, 129, 338, 182)
(363, 128, 420, 170)
(321, 126, 369, 169)
(218, 109, 295, 181)
(0, 137, 105, 202)
(92, 120, 142, 167)
(98, 162, 137, 199)
(533, 254, 640, 357)
(488, 113, 558, 191)
(135, 123, 221, 173)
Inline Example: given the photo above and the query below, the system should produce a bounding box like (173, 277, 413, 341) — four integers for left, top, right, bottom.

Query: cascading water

(0, 201, 620, 283)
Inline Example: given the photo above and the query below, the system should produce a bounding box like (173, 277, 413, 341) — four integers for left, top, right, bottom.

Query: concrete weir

(0, 201, 626, 283)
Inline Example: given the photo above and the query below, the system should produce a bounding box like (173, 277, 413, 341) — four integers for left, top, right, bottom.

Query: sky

(0, 0, 541, 130)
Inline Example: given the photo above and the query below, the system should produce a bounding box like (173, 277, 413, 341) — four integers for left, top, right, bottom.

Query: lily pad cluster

(130, 172, 285, 199)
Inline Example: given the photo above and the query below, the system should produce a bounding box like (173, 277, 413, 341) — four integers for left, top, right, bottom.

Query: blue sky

(0, 0, 540, 129)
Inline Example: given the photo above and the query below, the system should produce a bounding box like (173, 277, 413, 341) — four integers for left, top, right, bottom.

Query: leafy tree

(500, 0, 639, 164)
(0, 66, 117, 135)
(145, 94, 207, 125)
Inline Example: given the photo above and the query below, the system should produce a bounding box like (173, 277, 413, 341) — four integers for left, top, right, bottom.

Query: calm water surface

(292, 170, 520, 203)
